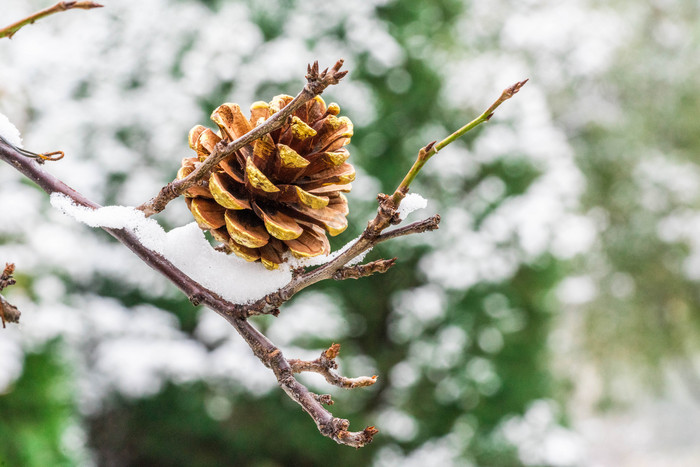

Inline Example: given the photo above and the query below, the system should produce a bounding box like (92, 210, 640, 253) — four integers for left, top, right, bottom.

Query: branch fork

(0, 53, 526, 446)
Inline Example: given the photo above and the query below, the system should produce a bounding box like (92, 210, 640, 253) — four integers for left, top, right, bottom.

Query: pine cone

(180, 95, 354, 269)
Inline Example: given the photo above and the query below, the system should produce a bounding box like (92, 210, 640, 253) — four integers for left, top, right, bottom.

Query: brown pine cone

(180, 95, 354, 269)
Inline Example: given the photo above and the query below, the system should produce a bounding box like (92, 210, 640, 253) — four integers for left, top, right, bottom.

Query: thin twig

(0, 1, 103, 39)
(137, 60, 348, 217)
(290, 344, 378, 388)
(376, 215, 441, 243)
(0, 135, 65, 163)
(332, 258, 397, 281)
(391, 79, 528, 205)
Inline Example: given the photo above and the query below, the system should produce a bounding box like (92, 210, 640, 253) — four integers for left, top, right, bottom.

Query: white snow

(0, 112, 23, 148)
(49, 193, 292, 304)
(397, 193, 428, 220)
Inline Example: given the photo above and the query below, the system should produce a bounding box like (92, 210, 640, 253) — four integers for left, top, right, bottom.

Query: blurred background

(2, 0, 700, 465)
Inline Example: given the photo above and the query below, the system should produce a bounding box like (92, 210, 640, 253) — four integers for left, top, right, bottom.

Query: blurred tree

(0, 0, 593, 465)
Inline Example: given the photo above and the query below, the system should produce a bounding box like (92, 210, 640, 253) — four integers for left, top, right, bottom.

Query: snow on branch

(0, 55, 525, 447)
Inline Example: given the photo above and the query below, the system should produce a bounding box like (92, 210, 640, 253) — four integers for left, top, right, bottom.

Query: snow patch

(398, 193, 428, 220)
(0, 112, 23, 148)
(49, 193, 292, 303)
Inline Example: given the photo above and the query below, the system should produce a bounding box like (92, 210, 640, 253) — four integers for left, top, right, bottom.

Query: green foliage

(0, 342, 76, 467)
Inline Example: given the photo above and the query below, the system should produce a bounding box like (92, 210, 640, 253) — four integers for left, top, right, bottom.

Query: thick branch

(137, 60, 348, 217)
(0, 1, 103, 39)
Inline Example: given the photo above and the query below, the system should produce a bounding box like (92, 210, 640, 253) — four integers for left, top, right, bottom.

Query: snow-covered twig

(0, 1, 103, 39)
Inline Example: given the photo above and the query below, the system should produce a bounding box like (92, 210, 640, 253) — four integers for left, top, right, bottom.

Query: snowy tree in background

(7, 1, 700, 466)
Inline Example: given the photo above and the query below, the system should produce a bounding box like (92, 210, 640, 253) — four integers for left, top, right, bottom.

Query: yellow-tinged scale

(337, 116, 354, 138)
(250, 101, 269, 110)
(325, 114, 343, 130)
(177, 166, 191, 180)
(295, 186, 329, 209)
(225, 211, 269, 248)
(327, 103, 340, 115)
(190, 199, 224, 230)
(254, 135, 276, 161)
(325, 151, 349, 166)
(288, 245, 318, 258)
(228, 240, 260, 262)
(245, 158, 280, 193)
(278, 144, 310, 168)
(269, 94, 293, 114)
(290, 116, 317, 140)
(336, 171, 356, 185)
(188, 125, 206, 150)
(209, 172, 248, 210)
(261, 258, 280, 270)
(327, 222, 348, 237)
(262, 213, 303, 241)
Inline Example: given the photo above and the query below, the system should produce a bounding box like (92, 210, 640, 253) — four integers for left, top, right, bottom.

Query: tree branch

(289, 343, 378, 388)
(0, 1, 103, 39)
(137, 60, 349, 217)
(0, 139, 377, 447)
(0, 63, 526, 446)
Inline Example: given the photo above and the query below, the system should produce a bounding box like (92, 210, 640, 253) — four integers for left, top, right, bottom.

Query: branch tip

(503, 78, 529, 100)
(1, 1, 104, 39)
(325, 343, 341, 359)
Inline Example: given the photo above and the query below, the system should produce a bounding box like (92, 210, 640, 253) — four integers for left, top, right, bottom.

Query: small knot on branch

(336, 425, 379, 448)
(1, 263, 16, 290)
(315, 394, 334, 405)
(188, 293, 205, 306)
(324, 342, 341, 360)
